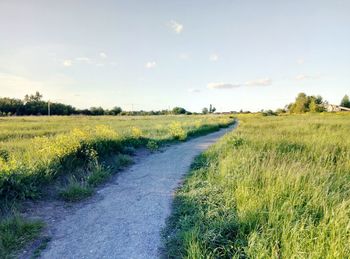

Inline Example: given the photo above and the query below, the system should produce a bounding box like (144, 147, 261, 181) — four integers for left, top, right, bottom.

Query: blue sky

(0, 0, 349, 112)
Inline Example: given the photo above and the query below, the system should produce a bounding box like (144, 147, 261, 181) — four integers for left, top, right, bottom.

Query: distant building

(326, 104, 350, 112)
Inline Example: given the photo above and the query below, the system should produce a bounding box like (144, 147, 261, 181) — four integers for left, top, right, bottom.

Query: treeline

(0, 92, 75, 116)
(0, 92, 197, 116)
(286, 93, 350, 113)
(261, 93, 350, 116)
(0, 92, 104, 116)
(287, 93, 326, 113)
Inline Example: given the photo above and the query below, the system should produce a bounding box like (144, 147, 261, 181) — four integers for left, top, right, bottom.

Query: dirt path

(40, 125, 235, 259)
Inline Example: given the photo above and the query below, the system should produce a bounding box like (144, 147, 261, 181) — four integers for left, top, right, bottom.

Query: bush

(169, 122, 187, 141)
(87, 165, 111, 187)
(59, 178, 94, 202)
(146, 140, 159, 151)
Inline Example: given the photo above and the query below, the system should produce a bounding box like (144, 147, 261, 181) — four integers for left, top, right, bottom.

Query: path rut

(40, 125, 235, 259)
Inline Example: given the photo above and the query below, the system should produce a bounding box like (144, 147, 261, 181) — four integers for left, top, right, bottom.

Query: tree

(309, 98, 318, 112)
(24, 91, 43, 103)
(292, 93, 309, 113)
(340, 95, 350, 108)
(202, 107, 208, 114)
(110, 106, 122, 115)
(209, 104, 216, 113)
(262, 109, 277, 116)
(90, 107, 105, 116)
(172, 107, 186, 115)
(287, 93, 325, 113)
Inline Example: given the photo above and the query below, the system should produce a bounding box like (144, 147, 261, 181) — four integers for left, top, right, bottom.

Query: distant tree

(340, 95, 350, 108)
(50, 103, 76, 115)
(172, 107, 186, 115)
(262, 109, 277, 116)
(290, 93, 309, 113)
(78, 109, 92, 115)
(287, 93, 325, 113)
(24, 91, 43, 103)
(0, 97, 24, 115)
(110, 106, 122, 115)
(275, 108, 286, 114)
(209, 104, 216, 113)
(309, 96, 325, 112)
(202, 107, 208, 114)
(90, 107, 105, 116)
(309, 98, 318, 112)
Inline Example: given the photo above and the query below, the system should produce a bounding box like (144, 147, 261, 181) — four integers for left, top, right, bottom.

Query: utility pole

(48, 100, 51, 116)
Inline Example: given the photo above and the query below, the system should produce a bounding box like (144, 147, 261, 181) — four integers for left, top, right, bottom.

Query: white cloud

(297, 58, 305, 65)
(295, 74, 320, 81)
(208, 78, 272, 89)
(100, 52, 107, 58)
(209, 54, 219, 62)
(295, 74, 307, 80)
(207, 82, 241, 89)
(145, 61, 156, 69)
(0, 73, 44, 96)
(245, 78, 272, 86)
(75, 57, 91, 63)
(179, 53, 189, 60)
(0, 72, 74, 100)
(170, 20, 183, 34)
(188, 88, 200, 93)
(63, 59, 73, 67)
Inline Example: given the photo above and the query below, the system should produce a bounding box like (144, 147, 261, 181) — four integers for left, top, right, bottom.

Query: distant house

(326, 104, 350, 112)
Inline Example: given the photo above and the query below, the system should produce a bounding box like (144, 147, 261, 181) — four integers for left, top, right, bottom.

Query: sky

(0, 0, 349, 112)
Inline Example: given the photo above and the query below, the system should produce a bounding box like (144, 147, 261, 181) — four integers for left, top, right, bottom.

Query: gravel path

(40, 125, 235, 259)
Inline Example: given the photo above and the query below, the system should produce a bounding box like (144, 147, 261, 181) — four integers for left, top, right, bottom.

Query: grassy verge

(59, 154, 133, 202)
(0, 215, 43, 258)
(164, 113, 350, 258)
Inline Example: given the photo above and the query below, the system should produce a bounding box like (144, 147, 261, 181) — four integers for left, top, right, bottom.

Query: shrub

(169, 122, 187, 141)
(87, 164, 111, 187)
(146, 140, 159, 151)
(59, 178, 94, 202)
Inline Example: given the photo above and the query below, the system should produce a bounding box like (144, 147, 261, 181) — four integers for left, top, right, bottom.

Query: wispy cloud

(209, 54, 219, 62)
(75, 57, 91, 63)
(63, 59, 73, 67)
(100, 52, 107, 58)
(208, 78, 272, 89)
(297, 58, 305, 65)
(188, 88, 200, 93)
(0, 72, 74, 100)
(295, 74, 321, 81)
(179, 53, 189, 60)
(145, 61, 156, 69)
(245, 78, 272, 86)
(207, 82, 241, 89)
(170, 20, 183, 34)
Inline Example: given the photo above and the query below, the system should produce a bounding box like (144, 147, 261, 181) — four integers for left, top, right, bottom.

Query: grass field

(164, 113, 350, 258)
(0, 115, 233, 257)
(0, 115, 233, 201)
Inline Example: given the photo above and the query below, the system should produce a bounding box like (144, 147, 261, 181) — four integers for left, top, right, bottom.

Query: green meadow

(0, 115, 233, 257)
(164, 113, 350, 258)
(0, 115, 233, 201)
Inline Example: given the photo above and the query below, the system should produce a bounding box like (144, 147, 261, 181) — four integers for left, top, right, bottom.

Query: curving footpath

(40, 124, 236, 259)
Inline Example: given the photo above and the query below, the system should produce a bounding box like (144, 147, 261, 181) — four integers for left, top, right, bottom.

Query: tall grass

(164, 113, 350, 258)
(0, 115, 233, 201)
(0, 115, 233, 257)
